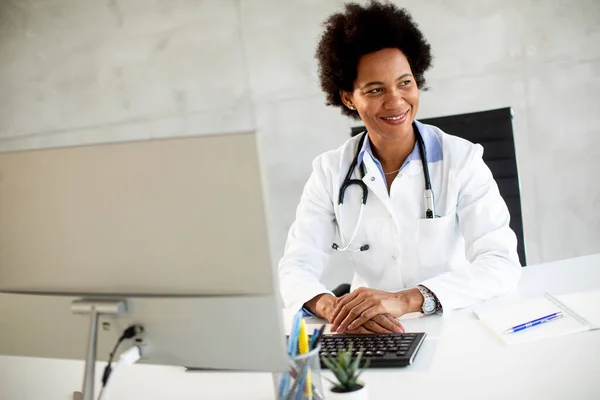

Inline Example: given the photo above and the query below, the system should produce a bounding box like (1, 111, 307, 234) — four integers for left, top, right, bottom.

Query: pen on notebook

(503, 311, 563, 334)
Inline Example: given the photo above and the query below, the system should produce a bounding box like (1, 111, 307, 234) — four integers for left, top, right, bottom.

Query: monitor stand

(71, 299, 127, 400)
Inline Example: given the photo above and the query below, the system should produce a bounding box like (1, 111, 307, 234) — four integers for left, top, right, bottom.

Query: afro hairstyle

(315, 1, 433, 119)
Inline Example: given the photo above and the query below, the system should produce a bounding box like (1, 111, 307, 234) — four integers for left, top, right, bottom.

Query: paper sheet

(474, 290, 600, 345)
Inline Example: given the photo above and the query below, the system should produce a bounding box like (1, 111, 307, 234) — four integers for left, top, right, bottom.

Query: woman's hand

(343, 314, 405, 334)
(330, 287, 423, 333)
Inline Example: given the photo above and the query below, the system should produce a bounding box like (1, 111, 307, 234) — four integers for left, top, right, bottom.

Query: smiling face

(341, 48, 419, 144)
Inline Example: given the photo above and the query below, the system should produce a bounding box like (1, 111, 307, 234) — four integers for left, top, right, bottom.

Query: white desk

(1, 255, 600, 399)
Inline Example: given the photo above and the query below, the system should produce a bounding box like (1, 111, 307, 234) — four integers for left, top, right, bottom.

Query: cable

(98, 324, 144, 400)
(97, 345, 142, 400)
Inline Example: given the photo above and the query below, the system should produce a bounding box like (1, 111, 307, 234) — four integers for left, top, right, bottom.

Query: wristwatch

(417, 285, 440, 315)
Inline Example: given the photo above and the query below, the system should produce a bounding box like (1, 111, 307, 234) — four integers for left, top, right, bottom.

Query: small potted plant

(320, 345, 369, 399)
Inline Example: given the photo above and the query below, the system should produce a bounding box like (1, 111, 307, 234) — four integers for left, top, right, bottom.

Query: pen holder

(274, 345, 324, 400)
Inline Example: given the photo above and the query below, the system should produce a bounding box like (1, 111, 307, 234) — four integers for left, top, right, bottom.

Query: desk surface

(1, 254, 600, 399)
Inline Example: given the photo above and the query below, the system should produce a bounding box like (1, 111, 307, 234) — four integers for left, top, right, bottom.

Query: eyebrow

(360, 73, 413, 90)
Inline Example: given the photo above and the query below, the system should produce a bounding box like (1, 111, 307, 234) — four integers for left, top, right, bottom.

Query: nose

(383, 88, 406, 109)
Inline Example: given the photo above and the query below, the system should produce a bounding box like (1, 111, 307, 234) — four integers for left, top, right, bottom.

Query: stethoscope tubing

(332, 124, 434, 252)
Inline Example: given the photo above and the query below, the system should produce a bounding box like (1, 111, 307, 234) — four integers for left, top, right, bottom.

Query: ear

(339, 90, 356, 110)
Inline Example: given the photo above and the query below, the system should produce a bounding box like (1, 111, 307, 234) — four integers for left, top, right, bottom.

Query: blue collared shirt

(357, 120, 443, 179)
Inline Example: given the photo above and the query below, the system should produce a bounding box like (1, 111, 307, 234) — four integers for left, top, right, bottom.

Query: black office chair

(335, 108, 527, 296)
(419, 107, 526, 267)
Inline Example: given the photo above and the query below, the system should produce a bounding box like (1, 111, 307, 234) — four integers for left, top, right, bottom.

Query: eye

(366, 88, 383, 94)
(399, 80, 412, 87)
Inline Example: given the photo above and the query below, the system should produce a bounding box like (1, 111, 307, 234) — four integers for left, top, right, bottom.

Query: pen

(297, 319, 312, 400)
(286, 361, 310, 400)
(310, 324, 326, 350)
(309, 328, 319, 349)
(503, 311, 563, 334)
(280, 312, 303, 399)
(287, 359, 324, 400)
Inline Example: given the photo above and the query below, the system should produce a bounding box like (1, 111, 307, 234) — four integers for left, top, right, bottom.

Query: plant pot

(326, 384, 369, 400)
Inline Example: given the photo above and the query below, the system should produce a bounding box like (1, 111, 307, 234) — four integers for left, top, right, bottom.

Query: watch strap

(417, 285, 441, 314)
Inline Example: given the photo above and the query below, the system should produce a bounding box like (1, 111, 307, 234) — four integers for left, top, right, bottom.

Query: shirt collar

(356, 120, 442, 175)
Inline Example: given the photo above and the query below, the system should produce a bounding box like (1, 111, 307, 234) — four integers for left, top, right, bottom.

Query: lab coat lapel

(360, 152, 395, 216)
(409, 154, 424, 177)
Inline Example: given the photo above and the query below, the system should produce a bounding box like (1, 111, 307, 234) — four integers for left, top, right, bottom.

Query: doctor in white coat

(278, 2, 521, 334)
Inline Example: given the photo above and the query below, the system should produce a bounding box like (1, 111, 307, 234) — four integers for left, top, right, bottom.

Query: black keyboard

(317, 332, 426, 368)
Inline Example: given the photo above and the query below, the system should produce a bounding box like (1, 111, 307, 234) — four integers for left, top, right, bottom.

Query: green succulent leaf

(321, 344, 369, 391)
(350, 351, 363, 372)
(321, 355, 338, 371)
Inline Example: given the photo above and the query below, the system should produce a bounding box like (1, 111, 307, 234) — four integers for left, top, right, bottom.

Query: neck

(369, 126, 416, 173)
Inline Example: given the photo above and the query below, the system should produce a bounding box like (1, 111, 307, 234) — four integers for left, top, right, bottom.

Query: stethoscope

(332, 123, 435, 252)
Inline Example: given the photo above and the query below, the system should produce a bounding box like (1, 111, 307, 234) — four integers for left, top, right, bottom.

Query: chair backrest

(351, 107, 527, 266)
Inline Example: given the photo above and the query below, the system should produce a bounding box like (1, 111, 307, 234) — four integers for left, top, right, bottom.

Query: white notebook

(474, 290, 600, 345)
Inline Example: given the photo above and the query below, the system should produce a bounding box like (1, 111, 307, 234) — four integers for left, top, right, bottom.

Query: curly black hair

(315, 1, 433, 119)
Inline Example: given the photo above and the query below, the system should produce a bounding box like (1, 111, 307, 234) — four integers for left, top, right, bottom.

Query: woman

(278, 1, 521, 334)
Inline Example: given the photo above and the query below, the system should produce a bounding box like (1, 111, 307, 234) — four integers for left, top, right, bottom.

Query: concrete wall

(0, 0, 599, 397)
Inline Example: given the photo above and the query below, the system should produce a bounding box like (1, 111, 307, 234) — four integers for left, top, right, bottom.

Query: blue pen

(280, 312, 303, 399)
(294, 361, 310, 400)
(503, 311, 563, 334)
(309, 328, 319, 349)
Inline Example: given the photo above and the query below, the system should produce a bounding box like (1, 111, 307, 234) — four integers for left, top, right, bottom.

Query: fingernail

(347, 324, 354, 330)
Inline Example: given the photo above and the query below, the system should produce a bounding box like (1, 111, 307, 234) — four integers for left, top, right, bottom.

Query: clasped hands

(309, 287, 423, 334)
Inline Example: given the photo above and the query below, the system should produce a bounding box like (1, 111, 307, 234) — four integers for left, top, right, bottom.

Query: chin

(376, 121, 413, 140)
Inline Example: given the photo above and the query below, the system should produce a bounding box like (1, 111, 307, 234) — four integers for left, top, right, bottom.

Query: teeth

(383, 112, 407, 121)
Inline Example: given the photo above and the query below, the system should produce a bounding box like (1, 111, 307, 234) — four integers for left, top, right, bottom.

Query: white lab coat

(277, 121, 522, 315)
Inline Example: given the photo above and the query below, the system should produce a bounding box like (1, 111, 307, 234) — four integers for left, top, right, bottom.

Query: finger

(324, 296, 341, 322)
(329, 289, 362, 322)
(363, 319, 394, 334)
(383, 314, 405, 332)
(345, 303, 386, 331)
(373, 314, 404, 333)
(334, 296, 379, 332)
(344, 325, 373, 335)
(331, 294, 369, 330)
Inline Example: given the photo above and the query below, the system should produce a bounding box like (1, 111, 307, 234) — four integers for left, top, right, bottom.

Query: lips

(380, 109, 410, 125)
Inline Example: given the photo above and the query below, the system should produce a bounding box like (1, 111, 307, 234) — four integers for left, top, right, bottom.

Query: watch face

(423, 298, 436, 313)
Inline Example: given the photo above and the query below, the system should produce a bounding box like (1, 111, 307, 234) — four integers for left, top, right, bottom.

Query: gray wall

(1, 0, 599, 291)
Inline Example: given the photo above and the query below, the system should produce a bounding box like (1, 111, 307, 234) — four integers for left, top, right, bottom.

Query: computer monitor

(0, 132, 288, 396)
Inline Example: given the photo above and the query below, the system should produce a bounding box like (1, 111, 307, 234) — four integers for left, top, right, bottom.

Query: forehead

(355, 48, 413, 84)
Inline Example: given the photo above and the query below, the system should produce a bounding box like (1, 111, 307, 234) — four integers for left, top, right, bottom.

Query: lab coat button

(392, 255, 397, 261)
(370, 177, 375, 181)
